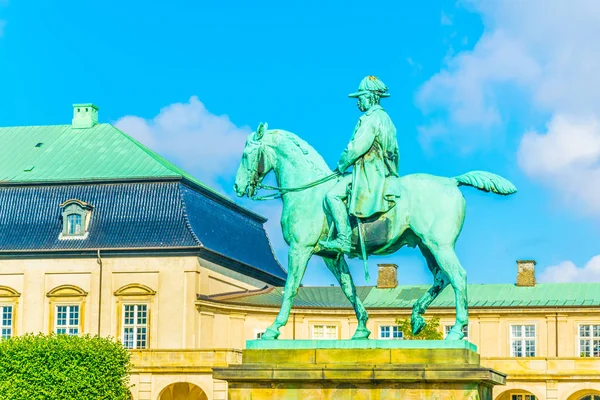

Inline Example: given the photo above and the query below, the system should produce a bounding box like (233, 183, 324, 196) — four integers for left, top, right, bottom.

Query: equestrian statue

(233, 76, 517, 341)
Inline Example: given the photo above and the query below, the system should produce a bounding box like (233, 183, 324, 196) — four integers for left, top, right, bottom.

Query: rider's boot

(320, 231, 352, 253)
(319, 205, 352, 253)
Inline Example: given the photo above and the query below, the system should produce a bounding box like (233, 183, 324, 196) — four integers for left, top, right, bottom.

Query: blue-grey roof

(0, 181, 286, 284)
(181, 185, 281, 278)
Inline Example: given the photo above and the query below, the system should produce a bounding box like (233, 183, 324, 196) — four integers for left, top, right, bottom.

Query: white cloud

(416, 29, 538, 131)
(115, 96, 250, 191)
(418, 0, 600, 214)
(539, 255, 600, 283)
(419, 1, 600, 128)
(518, 115, 600, 212)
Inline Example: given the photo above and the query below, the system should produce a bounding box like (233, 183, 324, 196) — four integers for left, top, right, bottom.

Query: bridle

(245, 141, 340, 201)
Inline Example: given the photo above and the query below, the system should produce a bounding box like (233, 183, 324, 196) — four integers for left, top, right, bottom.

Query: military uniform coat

(337, 104, 399, 218)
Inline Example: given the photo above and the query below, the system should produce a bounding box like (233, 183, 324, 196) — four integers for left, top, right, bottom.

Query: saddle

(346, 177, 404, 257)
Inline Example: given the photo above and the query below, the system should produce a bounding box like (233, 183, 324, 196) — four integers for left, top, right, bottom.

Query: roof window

(59, 199, 93, 240)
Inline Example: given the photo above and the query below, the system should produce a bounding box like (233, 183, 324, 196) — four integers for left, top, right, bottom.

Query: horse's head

(234, 122, 273, 198)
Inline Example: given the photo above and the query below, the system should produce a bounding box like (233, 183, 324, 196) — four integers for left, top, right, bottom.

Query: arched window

(0, 286, 21, 340)
(510, 394, 536, 400)
(67, 214, 82, 235)
(158, 382, 207, 400)
(47, 285, 88, 335)
(581, 396, 600, 400)
(114, 284, 156, 350)
(59, 199, 93, 239)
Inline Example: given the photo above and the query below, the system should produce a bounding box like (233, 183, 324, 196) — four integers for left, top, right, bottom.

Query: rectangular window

(0, 306, 13, 340)
(444, 325, 469, 340)
(254, 329, 264, 339)
(55, 305, 79, 335)
(511, 395, 536, 400)
(122, 304, 148, 349)
(312, 324, 337, 340)
(579, 324, 600, 357)
(379, 325, 403, 340)
(67, 214, 83, 235)
(511, 324, 536, 357)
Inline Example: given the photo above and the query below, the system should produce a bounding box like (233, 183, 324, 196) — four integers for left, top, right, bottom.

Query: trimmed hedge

(0, 333, 132, 400)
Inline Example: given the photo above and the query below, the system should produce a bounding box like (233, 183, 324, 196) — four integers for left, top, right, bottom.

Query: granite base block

(213, 340, 505, 400)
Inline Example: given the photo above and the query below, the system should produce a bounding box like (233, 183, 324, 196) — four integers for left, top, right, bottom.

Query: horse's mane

(268, 129, 332, 174)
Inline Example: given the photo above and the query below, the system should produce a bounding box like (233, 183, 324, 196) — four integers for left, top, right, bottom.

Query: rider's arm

(336, 119, 376, 173)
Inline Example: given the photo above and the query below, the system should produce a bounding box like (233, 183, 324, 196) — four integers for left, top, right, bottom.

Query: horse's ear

(256, 122, 268, 140)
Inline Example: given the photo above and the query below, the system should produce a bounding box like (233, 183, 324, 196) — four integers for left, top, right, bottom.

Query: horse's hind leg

(411, 243, 450, 336)
(262, 245, 313, 340)
(426, 243, 468, 340)
(324, 256, 370, 339)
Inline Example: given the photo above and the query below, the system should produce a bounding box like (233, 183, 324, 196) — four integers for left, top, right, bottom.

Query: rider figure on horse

(319, 76, 399, 254)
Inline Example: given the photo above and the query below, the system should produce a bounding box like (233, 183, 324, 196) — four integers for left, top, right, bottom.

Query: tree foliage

(0, 333, 132, 400)
(395, 317, 444, 340)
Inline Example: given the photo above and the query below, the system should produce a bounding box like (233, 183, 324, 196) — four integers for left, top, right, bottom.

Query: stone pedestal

(213, 340, 505, 400)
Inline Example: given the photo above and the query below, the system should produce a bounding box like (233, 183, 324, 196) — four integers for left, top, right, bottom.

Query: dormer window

(67, 214, 83, 235)
(59, 199, 93, 239)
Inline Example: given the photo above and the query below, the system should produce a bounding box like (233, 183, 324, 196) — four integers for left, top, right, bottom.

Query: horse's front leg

(262, 244, 313, 340)
(324, 256, 370, 339)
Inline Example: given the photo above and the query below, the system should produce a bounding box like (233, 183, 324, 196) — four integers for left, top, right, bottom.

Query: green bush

(0, 333, 132, 400)
(395, 317, 444, 340)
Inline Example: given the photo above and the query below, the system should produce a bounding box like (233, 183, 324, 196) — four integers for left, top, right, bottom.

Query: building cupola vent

(72, 103, 99, 129)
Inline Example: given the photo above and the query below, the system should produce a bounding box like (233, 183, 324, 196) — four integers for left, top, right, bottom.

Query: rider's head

(349, 75, 390, 112)
(357, 92, 380, 112)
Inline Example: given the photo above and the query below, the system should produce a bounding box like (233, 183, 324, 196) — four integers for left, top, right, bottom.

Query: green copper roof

(0, 123, 204, 187)
(204, 283, 600, 309)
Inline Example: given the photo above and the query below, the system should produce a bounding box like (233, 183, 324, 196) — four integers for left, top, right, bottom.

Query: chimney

(377, 263, 398, 289)
(516, 260, 536, 287)
(72, 104, 99, 129)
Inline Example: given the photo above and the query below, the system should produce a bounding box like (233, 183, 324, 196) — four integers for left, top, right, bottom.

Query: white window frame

(578, 324, 600, 357)
(510, 394, 536, 400)
(0, 305, 13, 340)
(311, 324, 338, 340)
(378, 325, 403, 340)
(67, 213, 83, 235)
(254, 329, 264, 339)
(510, 324, 536, 357)
(54, 304, 80, 335)
(444, 324, 469, 340)
(122, 304, 148, 349)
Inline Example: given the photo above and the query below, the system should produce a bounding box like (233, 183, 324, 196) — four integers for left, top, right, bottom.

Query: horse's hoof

(261, 327, 280, 340)
(411, 315, 425, 336)
(445, 328, 464, 341)
(351, 327, 371, 340)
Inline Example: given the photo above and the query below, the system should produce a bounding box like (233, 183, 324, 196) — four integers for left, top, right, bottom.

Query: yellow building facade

(2, 255, 600, 400)
(1, 105, 600, 400)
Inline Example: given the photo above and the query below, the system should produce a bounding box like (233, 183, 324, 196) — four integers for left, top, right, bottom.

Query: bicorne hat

(348, 75, 390, 98)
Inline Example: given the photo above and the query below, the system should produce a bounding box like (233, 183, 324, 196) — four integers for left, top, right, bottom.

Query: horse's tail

(454, 171, 517, 195)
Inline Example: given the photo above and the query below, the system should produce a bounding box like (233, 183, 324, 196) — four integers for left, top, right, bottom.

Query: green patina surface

(210, 282, 600, 308)
(246, 339, 477, 351)
(0, 123, 204, 187)
(234, 75, 517, 342)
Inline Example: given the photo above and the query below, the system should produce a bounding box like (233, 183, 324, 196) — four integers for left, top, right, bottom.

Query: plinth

(213, 340, 505, 400)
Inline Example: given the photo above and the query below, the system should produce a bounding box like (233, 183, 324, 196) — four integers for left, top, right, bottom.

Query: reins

(251, 171, 341, 201)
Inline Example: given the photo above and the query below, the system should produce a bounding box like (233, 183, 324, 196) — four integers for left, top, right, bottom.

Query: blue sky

(1, 1, 600, 286)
